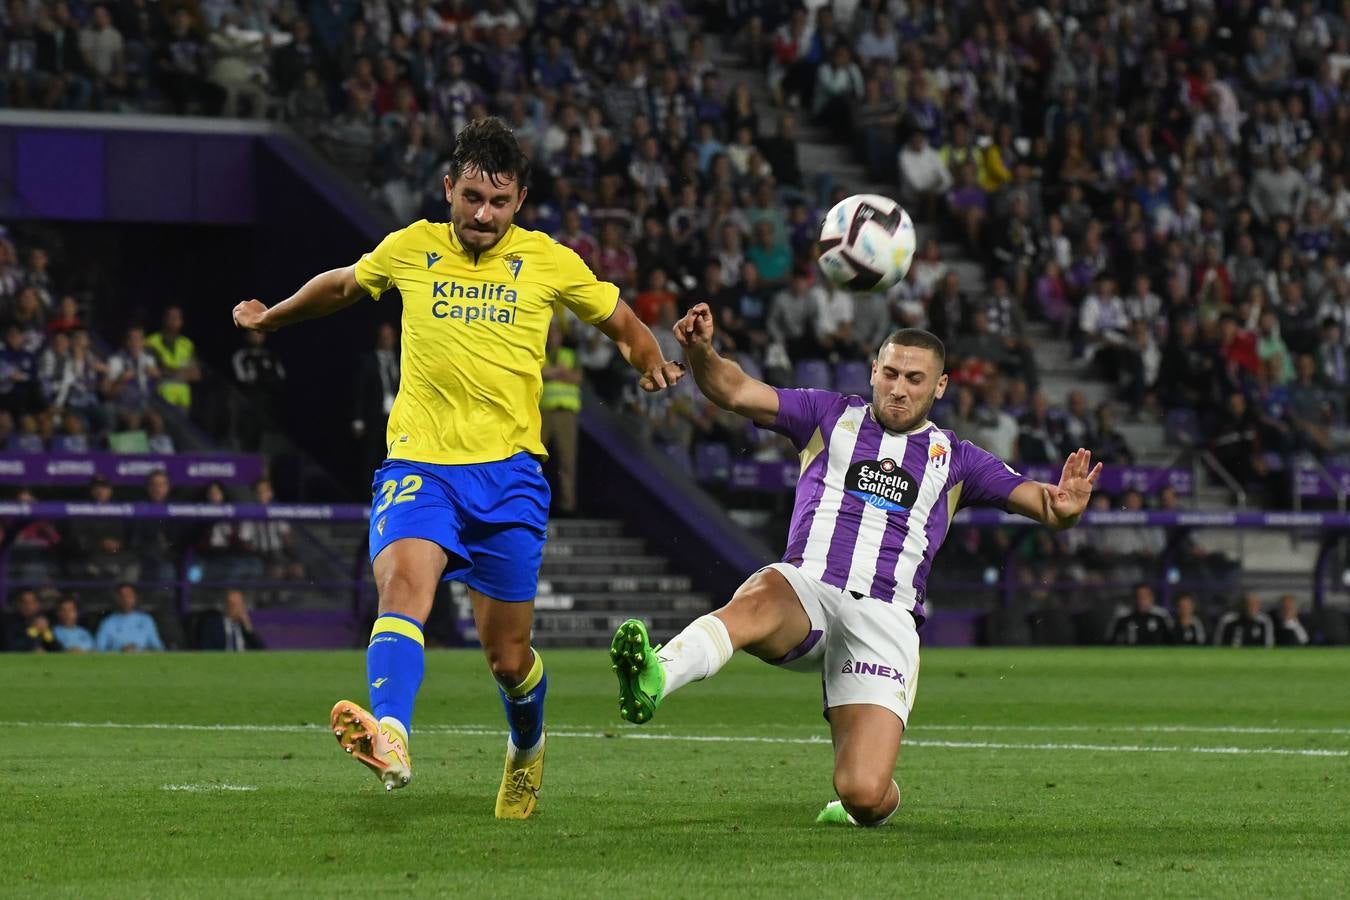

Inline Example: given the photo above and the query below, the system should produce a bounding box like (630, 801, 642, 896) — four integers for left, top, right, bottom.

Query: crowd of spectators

(0, 228, 204, 452)
(1103, 583, 1317, 647)
(798, 0, 1350, 494)
(1, 582, 265, 652)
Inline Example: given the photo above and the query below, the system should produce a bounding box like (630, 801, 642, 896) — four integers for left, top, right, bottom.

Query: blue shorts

(368, 453, 550, 602)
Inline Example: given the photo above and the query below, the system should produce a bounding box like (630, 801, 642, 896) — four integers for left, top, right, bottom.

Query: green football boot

(815, 800, 854, 825)
(610, 618, 665, 724)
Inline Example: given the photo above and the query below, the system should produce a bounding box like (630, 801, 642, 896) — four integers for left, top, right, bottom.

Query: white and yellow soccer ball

(816, 193, 917, 292)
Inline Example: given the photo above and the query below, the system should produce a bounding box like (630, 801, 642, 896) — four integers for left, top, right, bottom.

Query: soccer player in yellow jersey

(232, 118, 684, 818)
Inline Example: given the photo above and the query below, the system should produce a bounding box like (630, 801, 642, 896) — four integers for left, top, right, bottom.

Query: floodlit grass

(4, 648, 1348, 898)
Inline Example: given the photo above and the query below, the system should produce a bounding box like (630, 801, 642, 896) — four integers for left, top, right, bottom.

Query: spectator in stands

(0, 323, 43, 418)
(231, 329, 286, 452)
(127, 471, 179, 584)
(1090, 404, 1134, 466)
(540, 318, 581, 517)
(352, 322, 399, 479)
(1273, 595, 1310, 647)
(1109, 584, 1174, 646)
(1173, 594, 1207, 646)
(52, 595, 94, 652)
(1157, 318, 1214, 411)
(95, 583, 164, 652)
(80, 4, 128, 109)
(237, 477, 303, 583)
(46, 295, 83, 336)
(104, 325, 160, 417)
(155, 8, 224, 115)
(146, 306, 199, 411)
(2, 588, 59, 652)
(1210, 392, 1270, 491)
(1016, 392, 1064, 465)
(10, 286, 46, 351)
(1215, 593, 1276, 648)
(66, 475, 135, 580)
(810, 278, 854, 362)
(34, 0, 91, 110)
(197, 588, 266, 651)
(899, 130, 952, 224)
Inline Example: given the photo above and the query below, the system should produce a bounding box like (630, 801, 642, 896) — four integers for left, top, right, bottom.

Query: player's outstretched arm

(233, 265, 366, 332)
(676, 302, 779, 427)
(1007, 448, 1102, 530)
(595, 299, 686, 392)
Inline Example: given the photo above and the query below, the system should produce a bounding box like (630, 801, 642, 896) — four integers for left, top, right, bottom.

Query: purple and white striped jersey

(768, 388, 1030, 622)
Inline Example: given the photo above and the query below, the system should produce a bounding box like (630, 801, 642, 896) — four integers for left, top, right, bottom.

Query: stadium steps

(543, 537, 646, 557)
(538, 574, 694, 593)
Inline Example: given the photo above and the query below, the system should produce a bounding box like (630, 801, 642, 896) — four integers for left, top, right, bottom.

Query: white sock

(658, 614, 735, 695)
(379, 716, 409, 743)
(507, 732, 545, 764)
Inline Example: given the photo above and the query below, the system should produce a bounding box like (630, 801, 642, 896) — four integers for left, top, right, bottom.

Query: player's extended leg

(611, 567, 812, 723)
(816, 704, 903, 826)
(331, 537, 446, 790)
(472, 589, 547, 820)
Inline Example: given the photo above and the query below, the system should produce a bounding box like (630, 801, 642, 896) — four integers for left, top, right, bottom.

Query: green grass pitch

(4, 648, 1348, 898)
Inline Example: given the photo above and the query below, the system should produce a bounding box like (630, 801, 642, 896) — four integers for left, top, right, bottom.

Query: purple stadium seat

(794, 359, 833, 390)
(834, 360, 871, 396)
(693, 442, 732, 482)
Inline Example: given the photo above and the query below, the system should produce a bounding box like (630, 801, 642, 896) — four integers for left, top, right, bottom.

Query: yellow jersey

(353, 220, 619, 464)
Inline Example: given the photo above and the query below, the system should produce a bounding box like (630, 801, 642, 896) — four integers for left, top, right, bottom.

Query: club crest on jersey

(929, 442, 949, 469)
(845, 458, 919, 512)
(503, 254, 524, 281)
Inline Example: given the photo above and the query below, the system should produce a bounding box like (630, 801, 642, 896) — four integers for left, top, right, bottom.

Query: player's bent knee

(720, 570, 792, 630)
(833, 769, 894, 823)
(484, 639, 533, 686)
(375, 568, 437, 618)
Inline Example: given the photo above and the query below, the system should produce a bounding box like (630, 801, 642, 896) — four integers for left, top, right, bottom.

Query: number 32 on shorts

(375, 475, 422, 513)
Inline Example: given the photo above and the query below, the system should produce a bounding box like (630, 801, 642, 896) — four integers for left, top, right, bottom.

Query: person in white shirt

(899, 131, 953, 223)
(810, 282, 854, 355)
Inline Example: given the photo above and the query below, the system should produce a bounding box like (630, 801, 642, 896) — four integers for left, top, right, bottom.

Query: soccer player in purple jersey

(611, 302, 1102, 826)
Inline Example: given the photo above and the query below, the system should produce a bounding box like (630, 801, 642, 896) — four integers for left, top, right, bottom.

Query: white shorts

(761, 562, 921, 726)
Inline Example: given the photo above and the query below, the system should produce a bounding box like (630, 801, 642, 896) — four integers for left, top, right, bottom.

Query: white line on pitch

(8, 720, 1346, 758)
(160, 783, 257, 792)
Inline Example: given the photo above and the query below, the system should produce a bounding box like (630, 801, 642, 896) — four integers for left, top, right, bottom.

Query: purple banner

(952, 509, 1350, 528)
(712, 461, 1193, 497)
(1295, 466, 1350, 500)
(0, 453, 265, 487)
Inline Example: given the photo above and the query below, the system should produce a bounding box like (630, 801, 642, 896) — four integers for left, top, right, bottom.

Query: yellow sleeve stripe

(505, 649, 544, 697)
(371, 615, 425, 647)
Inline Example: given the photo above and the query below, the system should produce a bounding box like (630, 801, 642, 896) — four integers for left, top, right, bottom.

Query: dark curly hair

(449, 116, 531, 189)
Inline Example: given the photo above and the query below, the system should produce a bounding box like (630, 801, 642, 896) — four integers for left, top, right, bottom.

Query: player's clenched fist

(639, 360, 687, 393)
(674, 302, 715, 348)
(232, 299, 275, 332)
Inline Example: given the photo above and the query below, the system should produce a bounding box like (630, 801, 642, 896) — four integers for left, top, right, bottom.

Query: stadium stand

(1, 0, 1349, 647)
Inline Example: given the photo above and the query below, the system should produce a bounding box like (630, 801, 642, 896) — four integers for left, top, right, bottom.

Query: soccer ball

(816, 194, 917, 292)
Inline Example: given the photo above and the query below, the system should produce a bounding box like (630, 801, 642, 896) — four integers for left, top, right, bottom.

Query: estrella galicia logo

(845, 458, 919, 511)
(425, 251, 442, 269)
(503, 254, 524, 281)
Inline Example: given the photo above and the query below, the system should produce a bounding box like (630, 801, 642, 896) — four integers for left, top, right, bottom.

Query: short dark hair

(878, 328, 945, 366)
(449, 117, 531, 189)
